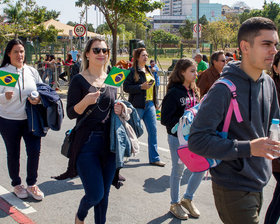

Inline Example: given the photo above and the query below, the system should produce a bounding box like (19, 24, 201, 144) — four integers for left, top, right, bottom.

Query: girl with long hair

(0, 39, 44, 201)
(123, 48, 165, 167)
(55, 36, 122, 224)
(161, 58, 205, 220)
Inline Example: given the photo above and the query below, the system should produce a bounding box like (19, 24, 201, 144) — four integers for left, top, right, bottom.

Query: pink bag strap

(215, 79, 243, 133)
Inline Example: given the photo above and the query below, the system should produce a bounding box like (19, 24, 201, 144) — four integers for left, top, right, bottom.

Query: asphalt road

(0, 99, 276, 224)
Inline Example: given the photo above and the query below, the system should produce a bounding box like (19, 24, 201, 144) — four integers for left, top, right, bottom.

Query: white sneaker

(27, 185, 44, 201)
(14, 185, 28, 199)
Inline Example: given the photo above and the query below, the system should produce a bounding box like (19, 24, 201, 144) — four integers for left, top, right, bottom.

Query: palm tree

(4, 1, 25, 38)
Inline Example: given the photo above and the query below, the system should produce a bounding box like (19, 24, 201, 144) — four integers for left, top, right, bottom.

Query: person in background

(42, 54, 50, 83)
(0, 39, 44, 201)
(233, 49, 239, 61)
(189, 17, 280, 224)
(69, 46, 79, 63)
(56, 57, 62, 77)
(149, 59, 160, 108)
(161, 58, 205, 220)
(196, 51, 226, 97)
(48, 54, 56, 87)
(71, 53, 82, 81)
(194, 53, 208, 76)
(59, 53, 73, 82)
(35, 56, 44, 78)
(202, 54, 209, 68)
(264, 50, 280, 224)
(123, 48, 165, 167)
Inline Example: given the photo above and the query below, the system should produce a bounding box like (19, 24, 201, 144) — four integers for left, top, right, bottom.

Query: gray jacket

(189, 61, 280, 192)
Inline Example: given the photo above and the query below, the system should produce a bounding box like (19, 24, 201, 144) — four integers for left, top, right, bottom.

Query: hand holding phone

(148, 80, 154, 85)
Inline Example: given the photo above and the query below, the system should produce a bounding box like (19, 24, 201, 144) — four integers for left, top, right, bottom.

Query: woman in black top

(161, 58, 204, 220)
(65, 36, 122, 224)
(123, 48, 165, 167)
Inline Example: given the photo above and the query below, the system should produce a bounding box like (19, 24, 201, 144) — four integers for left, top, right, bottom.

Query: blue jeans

(0, 117, 41, 187)
(264, 172, 280, 224)
(42, 68, 53, 86)
(136, 101, 160, 163)
(76, 131, 116, 224)
(168, 134, 205, 203)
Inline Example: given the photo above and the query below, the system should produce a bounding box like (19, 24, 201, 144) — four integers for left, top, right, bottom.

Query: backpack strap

(215, 79, 243, 133)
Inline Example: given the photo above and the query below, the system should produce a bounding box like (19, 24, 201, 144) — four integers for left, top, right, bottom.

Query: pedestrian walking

(264, 50, 280, 224)
(197, 51, 226, 97)
(54, 36, 123, 224)
(189, 17, 280, 224)
(0, 39, 44, 201)
(123, 48, 165, 167)
(161, 58, 204, 220)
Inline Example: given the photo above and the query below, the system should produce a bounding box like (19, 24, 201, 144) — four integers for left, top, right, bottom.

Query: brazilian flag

(0, 70, 19, 87)
(104, 67, 130, 88)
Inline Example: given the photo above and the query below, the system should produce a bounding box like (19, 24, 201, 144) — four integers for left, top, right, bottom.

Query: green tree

(96, 23, 111, 34)
(3, 1, 25, 38)
(151, 29, 180, 47)
(199, 15, 208, 26)
(179, 19, 194, 41)
(203, 20, 236, 50)
(75, 0, 162, 65)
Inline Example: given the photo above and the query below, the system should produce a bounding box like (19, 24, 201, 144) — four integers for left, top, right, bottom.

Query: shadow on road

(147, 212, 182, 224)
(143, 175, 170, 193)
(37, 179, 83, 197)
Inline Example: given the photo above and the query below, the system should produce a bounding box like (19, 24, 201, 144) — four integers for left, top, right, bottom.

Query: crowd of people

(0, 16, 280, 224)
(35, 46, 82, 88)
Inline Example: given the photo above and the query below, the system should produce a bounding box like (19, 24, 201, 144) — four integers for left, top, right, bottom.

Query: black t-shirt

(67, 74, 117, 130)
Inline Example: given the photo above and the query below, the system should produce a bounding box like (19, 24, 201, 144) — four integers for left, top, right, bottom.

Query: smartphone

(148, 80, 154, 85)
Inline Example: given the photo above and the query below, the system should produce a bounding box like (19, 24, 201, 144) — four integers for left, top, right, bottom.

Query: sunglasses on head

(92, 48, 110, 55)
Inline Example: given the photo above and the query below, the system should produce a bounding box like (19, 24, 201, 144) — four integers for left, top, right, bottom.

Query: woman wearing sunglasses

(60, 36, 122, 224)
(123, 48, 165, 167)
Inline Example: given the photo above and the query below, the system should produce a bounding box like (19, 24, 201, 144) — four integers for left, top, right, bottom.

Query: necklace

(96, 86, 112, 112)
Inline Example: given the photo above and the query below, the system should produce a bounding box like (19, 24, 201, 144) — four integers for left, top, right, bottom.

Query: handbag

(60, 106, 97, 158)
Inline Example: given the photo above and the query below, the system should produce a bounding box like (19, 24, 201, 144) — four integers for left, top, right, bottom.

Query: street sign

(193, 24, 202, 33)
(74, 24, 86, 37)
(193, 24, 201, 38)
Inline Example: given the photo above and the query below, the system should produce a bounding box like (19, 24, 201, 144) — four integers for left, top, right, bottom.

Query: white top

(0, 64, 42, 120)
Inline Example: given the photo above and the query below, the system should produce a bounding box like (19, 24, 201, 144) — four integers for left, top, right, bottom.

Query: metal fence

(32, 63, 170, 108)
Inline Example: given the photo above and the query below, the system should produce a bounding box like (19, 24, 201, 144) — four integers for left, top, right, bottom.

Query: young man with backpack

(189, 17, 280, 223)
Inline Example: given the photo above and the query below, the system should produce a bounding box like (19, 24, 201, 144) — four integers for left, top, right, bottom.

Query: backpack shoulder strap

(215, 78, 243, 133)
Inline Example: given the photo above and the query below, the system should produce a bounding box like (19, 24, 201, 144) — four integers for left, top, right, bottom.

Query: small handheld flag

(0, 70, 19, 87)
(104, 67, 130, 88)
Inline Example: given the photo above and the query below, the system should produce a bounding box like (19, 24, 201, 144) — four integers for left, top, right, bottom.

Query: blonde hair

(168, 58, 200, 99)
(81, 36, 110, 72)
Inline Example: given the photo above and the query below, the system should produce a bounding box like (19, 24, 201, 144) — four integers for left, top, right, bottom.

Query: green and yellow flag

(0, 70, 19, 87)
(104, 67, 130, 88)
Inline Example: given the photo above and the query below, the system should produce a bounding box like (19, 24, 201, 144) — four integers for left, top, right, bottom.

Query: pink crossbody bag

(175, 78, 243, 172)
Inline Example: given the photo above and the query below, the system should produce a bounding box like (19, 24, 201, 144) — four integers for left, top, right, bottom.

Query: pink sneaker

(14, 185, 28, 199)
(27, 185, 44, 201)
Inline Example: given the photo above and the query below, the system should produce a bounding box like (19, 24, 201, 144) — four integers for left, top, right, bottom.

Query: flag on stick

(0, 70, 19, 87)
(104, 67, 130, 88)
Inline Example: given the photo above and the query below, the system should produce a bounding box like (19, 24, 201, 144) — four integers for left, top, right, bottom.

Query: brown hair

(272, 50, 280, 78)
(210, 50, 224, 66)
(167, 58, 200, 99)
(81, 35, 110, 72)
(238, 17, 277, 53)
(132, 48, 147, 82)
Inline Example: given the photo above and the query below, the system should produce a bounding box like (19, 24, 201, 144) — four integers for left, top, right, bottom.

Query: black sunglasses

(92, 48, 110, 55)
